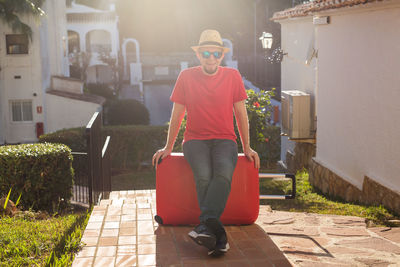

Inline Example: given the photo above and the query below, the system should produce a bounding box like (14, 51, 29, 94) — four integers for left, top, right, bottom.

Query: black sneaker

(188, 223, 216, 250)
(204, 218, 229, 257)
(208, 232, 229, 257)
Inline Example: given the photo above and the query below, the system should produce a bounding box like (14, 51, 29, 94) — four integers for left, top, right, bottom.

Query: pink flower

(265, 138, 269, 142)
(253, 102, 260, 108)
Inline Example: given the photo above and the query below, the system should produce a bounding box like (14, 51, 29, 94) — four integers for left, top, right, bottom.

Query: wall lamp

(259, 32, 287, 64)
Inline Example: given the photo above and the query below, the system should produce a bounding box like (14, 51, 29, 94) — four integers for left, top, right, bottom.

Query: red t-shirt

(170, 66, 247, 142)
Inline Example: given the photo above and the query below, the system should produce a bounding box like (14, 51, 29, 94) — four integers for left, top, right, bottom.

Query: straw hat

(191, 29, 230, 53)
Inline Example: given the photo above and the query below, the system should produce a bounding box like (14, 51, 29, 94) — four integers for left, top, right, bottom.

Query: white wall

(41, 0, 69, 80)
(66, 4, 120, 85)
(45, 94, 101, 133)
(0, 1, 68, 143)
(316, 5, 400, 192)
(52, 76, 83, 94)
(3, 67, 42, 143)
(281, 17, 317, 128)
(280, 17, 316, 160)
(0, 15, 42, 143)
(67, 23, 119, 57)
(66, 2, 120, 63)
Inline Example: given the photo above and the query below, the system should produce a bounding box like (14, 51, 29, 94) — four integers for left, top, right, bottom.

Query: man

(152, 29, 260, 256)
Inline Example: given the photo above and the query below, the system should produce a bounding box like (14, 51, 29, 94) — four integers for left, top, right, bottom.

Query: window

(6, 34, 29, 54)
(11, 100, 33, 122)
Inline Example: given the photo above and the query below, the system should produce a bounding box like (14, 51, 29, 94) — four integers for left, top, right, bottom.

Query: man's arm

(233, 100, 260, 169)
(152, 102, 186, 168)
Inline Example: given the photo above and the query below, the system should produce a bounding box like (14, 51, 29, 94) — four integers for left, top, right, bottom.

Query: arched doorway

(68, 30, 82, 79)
(68, 30, 80, 53)
(122, 38, 140, 79)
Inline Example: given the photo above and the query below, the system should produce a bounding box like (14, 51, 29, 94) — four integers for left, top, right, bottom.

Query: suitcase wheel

(154, 215, 164, 225)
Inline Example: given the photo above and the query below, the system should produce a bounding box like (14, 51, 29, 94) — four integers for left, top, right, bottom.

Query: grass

(0, 208, 90, 267)
(112, 168, 399, 227)
(260, 170, 399, 226)
(111, 167, 156, 191)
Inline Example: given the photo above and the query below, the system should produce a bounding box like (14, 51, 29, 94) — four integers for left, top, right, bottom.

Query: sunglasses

(200, 50, 223, 59)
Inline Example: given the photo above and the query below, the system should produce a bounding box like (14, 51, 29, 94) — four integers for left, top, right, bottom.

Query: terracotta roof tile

(272, 0, 388, 21)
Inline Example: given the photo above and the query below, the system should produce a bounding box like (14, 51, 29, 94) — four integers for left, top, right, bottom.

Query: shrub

(0, 143, 74, 212)
(243, 89, 275, 144)
(103, 125, 167, 170)
(240, 89, 280, 168)
(255, 126, 281, 168)
(39, 128, 86, 152)
(85, 83, 115, 100)
(106, 99, 150, 126)
(174, 114, 187, 152)
(39, 128, 87, 181)
(40, 125, 167, 171)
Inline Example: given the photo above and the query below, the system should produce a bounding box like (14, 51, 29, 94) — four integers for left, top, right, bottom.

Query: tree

(99, 50, 124, 94)
(69, 51, 91, 80)
(0, 0, 45, 40)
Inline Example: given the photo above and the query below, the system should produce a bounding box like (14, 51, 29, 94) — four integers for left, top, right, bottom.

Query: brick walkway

(72, 190, 291, 267)
(72, 190, 400, 266)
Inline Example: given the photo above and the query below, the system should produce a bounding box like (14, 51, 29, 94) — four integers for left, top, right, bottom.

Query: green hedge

(85, 83, 115, 100)
(103, 125, 167, 170)
(37, 128, 86, 152)
(40, 125, 168, 171)
(175, 118, 281, 168)
(40, 123, 280, 173)
(0, 143, 74, 212)
(106, 99, 150, 126)
(39, 128, 91, 183)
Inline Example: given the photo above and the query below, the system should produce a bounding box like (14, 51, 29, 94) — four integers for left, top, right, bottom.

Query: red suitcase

(155, 153, 258, 225)
(155, 153, 296, 226)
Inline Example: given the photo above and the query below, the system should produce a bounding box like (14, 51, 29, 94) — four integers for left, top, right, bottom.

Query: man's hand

(233, 100, 260, 169)
(152, 147, 172, 170)
(243, 147, 260, 169)
(152, 103, 185, 170)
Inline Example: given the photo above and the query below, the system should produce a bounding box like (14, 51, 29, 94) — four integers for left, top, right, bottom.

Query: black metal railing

(101, 136, 111, 200)
(71, 152, 90, 205)
(86, 111, 111, 206)
(71, 111, 111, 206)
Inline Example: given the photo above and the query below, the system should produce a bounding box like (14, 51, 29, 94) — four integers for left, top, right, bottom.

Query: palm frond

(3, 11, 33, 39)
(0, 0, 44, 39)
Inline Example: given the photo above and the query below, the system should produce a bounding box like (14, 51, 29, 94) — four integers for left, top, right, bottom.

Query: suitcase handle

(259, 173, 296, 200)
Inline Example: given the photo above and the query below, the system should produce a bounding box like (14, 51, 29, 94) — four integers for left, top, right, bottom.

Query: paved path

(72, 190, 400, 266)
(258, 209, 400, 266)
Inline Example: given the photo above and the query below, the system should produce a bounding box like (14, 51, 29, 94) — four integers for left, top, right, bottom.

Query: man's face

(196, 47, 225, 75)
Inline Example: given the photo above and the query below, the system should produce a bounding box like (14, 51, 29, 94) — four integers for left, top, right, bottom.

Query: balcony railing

(88, 44, 112, 53)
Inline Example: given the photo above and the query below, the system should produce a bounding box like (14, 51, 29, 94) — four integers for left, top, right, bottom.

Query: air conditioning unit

(281, 90, 312, 139)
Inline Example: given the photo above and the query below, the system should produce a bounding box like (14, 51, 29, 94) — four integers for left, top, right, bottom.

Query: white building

(0, 1, 103, 144)
(272, 0, 400, 213)
(66, 1, 120, 84)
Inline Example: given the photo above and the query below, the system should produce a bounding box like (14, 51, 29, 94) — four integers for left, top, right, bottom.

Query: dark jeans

(183, 139, 238, 223)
